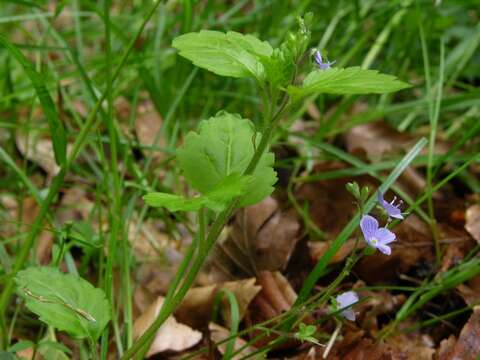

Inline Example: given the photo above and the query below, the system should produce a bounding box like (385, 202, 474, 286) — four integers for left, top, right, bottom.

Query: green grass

(0, 0, 479, 358)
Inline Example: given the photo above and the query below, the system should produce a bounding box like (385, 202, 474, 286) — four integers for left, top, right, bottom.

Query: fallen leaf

(465, 204, 480, 243)
(353, 282, 406, 336)
(176, 278, 261, 329)
(385, 333, 435, 360)
(133, 296, 202, 357)
(128, 218, 184, 295)
(56, 187, 95, 225)
(204, 196, 300, 282)
(446, 308, 480, 360)
(296, 164, 377, 239)
(256, 271, 296, 314)
(328, 334, 434, 360)
(16, 132, 71, 177)
(309, 238, 363, 264)
(253, 208, 301, 271)
(437, 335, 456, 360)
(249, 272, 300, 350)
(457, 276, 480, 306)
(343, 121, 449, 162)
(134, 100, 165, 159)
(209, 322, 257, 360)
(440, 243, 465, 274)
(343, 122, 414, 161)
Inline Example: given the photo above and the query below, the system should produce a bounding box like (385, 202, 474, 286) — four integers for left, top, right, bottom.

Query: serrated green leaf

(15, 267, 110, 341)
(287, 67, 411, 98)
(0, 351, 17, 360)
(7, 340, 34, 353)
(143, 192, 205, 212)
(203, 172, 253, 211)
(172, 30, 272, 82)
(144, 173, 253, 212)
(177, 112, 276, 207)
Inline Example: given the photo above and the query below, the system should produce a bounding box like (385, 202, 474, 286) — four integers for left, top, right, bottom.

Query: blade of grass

(289, 133, 430, 223)
(211, 290, 240, 360)
(0, 1, 162, 345)
(0, 35, 67, 166)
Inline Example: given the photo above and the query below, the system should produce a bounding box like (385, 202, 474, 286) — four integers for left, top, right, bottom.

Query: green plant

(123, 13, 411, 358)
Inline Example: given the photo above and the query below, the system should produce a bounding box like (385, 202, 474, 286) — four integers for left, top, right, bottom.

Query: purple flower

(360, 215, 396, 255)
(335, 291, 358, 321)
(313, 50, 335, 70)
(377, 191, 403, 220)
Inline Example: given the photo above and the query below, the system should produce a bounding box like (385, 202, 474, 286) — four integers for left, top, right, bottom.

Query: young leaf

(172, 30, 272, 82)
(144, 173, 253, 212)
(295, 323, 321, 345)
(203, 173, 253, 211)
(177, 112, 276, 207)
(15, 267, 110, 341)
(287, 67, 410, 98)
(143, 193, 205, 212)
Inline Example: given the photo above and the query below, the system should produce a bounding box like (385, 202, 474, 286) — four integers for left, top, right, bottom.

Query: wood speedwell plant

(127, 13, 410, 358)
(8, 13, 414, 359)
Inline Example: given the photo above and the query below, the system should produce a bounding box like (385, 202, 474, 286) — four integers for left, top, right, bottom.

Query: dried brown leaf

(249, 272, 299, 350)
(134, 100, 164, 159)
(254, 209, 301, 271)
(446, 308, 480, 360)
(456, 276, 480, 306)
(16, 132, 71, 177)
(328, 334, 434, 360)
(352, 282, 406, 336)
(209, 322, 257, 359)
(204, 197, 300, 282)
(309, 239, 363, 264)
(344, 122, 414, 161)
(344, 121, 449, 162)
(133, 296, 202, 357)
(437, 335, 456, 360)
(465, 204, 480, 243)
(296, 165, 377, 239)
(175, 278, 261, 329)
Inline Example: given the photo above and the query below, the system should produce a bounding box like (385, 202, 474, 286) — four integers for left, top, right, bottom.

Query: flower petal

(336, 291, 358, 309)
(383, 202, 403, 219)
(375, 228, 396, 244)
(377, 191, 386, 205)
(341, 309, 356, 321)
(377, 244, 392, 255)
(360, 215, 378, 240)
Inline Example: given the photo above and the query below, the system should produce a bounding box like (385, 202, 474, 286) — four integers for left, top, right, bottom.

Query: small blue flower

(335, 291, 358, 321)
(360, 215, 396, 255)
(313, 50, 335, 70)
(377, 191, 403, 220)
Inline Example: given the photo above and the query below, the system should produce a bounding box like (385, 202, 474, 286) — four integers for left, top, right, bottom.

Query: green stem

(101, 0, 125, 356)
(122, 96, 291, 360)
(0, 168, 65, 344)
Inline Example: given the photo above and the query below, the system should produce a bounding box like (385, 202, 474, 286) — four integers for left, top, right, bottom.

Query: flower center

(370, 237, 378, 245)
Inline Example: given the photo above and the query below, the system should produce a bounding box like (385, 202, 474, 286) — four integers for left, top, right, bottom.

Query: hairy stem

(122, 96, 291, 359)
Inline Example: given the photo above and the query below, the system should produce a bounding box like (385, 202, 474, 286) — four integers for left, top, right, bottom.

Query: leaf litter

(7, 118, 480, 359)
(2, 9, 480, 357)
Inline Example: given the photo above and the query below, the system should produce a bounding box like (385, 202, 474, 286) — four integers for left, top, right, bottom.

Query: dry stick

(0, 1, 162, 345)
(322, 321, 342, 359)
